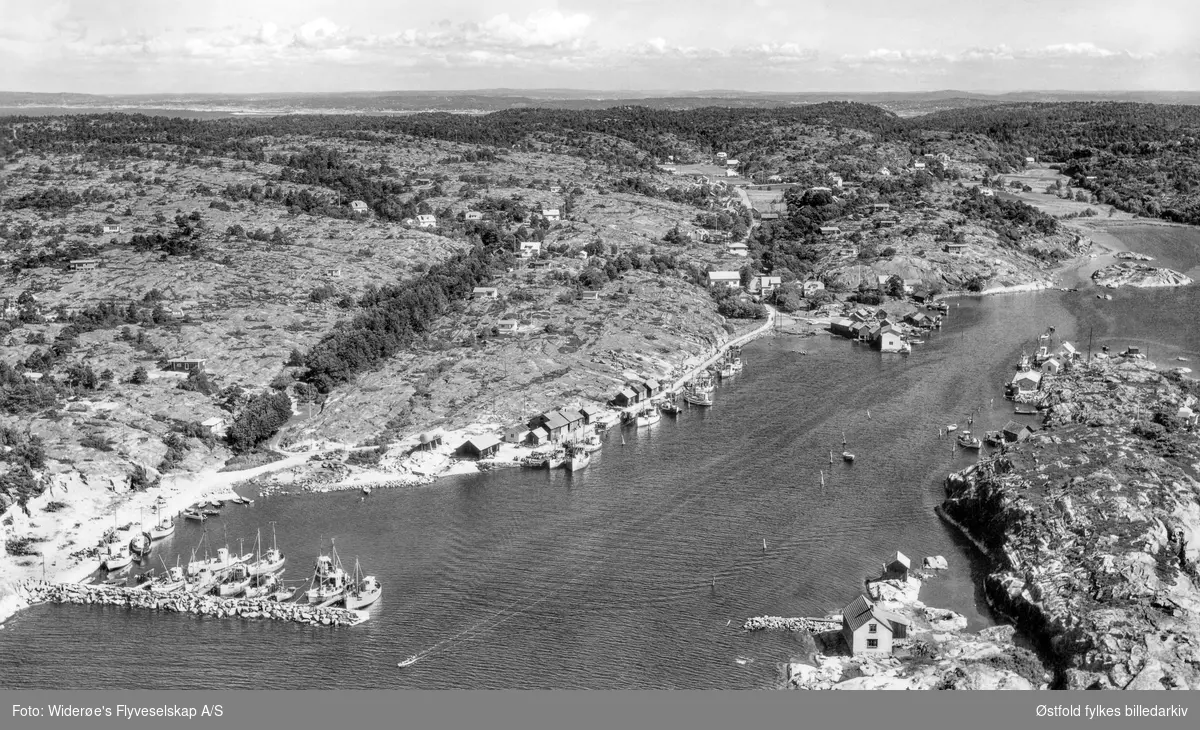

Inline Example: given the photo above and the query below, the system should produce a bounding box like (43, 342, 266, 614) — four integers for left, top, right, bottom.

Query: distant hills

(2, 89, 1199, 117)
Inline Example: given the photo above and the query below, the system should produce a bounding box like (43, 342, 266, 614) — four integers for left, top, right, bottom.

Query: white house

(912, 161, 926, 170)
(707, 271, 742, 289)
(542, 208, 561, 222)
(465, 211, 484, 221)
(1041, 357, 1062, 375)
(725, 169, 738, 177)
(1059, 342, 1078, 359)
(829, 174, 844, 188)
(102, 225, 122, 234)
(842, 595, 911, 655)
(715, 152, 728, 160)
(767, 175, 783, 183)
(877, 330, 906, 353)
(726, 159, 740, 167)
(726, 242, 748, 256)
(519, 240, 542, 257)
(1011, 370, 1043, 393)
(472, 287, 499, 300)
(200, 417, 226, 438)
(748, 275, 782, 294)
(1025, 156, 1036, 164)
(416, 214, 437, 228)
(350, 200, 369, 215)
(549, 185, 562, 194)
(802, 280, 825, 296)
(496, 319, 519, 334)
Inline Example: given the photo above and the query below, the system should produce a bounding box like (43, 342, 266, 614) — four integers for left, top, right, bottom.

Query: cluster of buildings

(1007, 341, 1080, 399)
(829, 307, 942, 353)
(611, 378, 663, 408)
(500, 405, 607, 448)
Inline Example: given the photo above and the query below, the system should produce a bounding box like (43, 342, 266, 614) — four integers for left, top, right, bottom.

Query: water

(3, 224, 1198, 688)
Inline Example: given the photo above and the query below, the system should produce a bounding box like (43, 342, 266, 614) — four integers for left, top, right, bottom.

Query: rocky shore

(11, 579, 366, 627)
(1091, 262, 1193, 288)
(940, 357, 1200, 690)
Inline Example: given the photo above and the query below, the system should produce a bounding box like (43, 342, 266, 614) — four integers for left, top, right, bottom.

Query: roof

(531, 426, 550, 439)
(557, 408, 585, 424)
(200, 417, 223, 427)
(497, 319, 518, 327)
(542, 208, 560, 216)
(707, 271, 741, 281)
(843, 595, 875, 631)
(579, 405, 603, 418)
(888, 551, 911, 569)
(1013, 370, 1043, 384)
(1060, 342, 1078, 354)
(540, 412, 570, 431)
(1002, 421, 1031, 436)
(618, 388, 637, 399)
(473, 286, 497, 293)
(167, 357, 206, 363)
(462, 435, 501, 452)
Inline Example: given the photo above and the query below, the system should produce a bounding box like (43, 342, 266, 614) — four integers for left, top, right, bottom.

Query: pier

(12, 580, 367, 627)
(742, 615, 842, 633)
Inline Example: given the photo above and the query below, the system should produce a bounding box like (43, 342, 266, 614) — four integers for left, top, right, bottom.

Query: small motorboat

(201, 509, 220, 517)
(946, 424, 959, 432)
(659, 400, 681, 416)
(397, 656, 419, 668)
(842, 451, 856, 462)
(957, 432, 983, 450)
(361, 486, 372, 495)
(183, 510, 206, 522)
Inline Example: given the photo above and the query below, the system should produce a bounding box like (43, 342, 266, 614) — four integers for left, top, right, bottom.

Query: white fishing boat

(149, 565, 187, 594)
(397, 656, 419, 668)
(581, 434, 603, 453)
(683, 389, 713, 406)
(564, 445, 591, 472)
(102, 541, 134, 571)
(186, 545, 251, 578)
(306, 543, 350, 603)
(246, 525, 286, 576)
(217, 564, 252, 597)
(243, 570, 282, 599)
(635, 405, 661, 427)
(957, 432, 983, 450)
(718, 362, 736, 378)
(343, 558, 383, 610)
(946, 423, 959, 432)
(128, 531, 152, 558)
(842, 451, 856, 462)
(183, 510, 206, 522)
(730, 357, 744, 372)
(149, 503, 174, 540)
(543, 449, 566, 469)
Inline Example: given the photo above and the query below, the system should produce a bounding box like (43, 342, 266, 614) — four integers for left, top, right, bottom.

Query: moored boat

(306, 544, 350, 603)
(217, 564, 252, 597)
(564, 445, 591, 472)
(659, 400, 681, 416)
(683, 389, 713, 407)
(956, 432, 983, 450)
(183, 510, 205, 522)
(343, 558, 383, 610)
(543, 449, 566, 469)
(635, 406, 661, 427)
(149, 504, 175, 539)
(243, 571, 282, 599)
(186, 546, 250, 577)
(946, 423, 959, 432)
(149, 565, 187, 594)
(102, 541, 134, 571)
(129, 531, 153, 557)
(581, 434, 603, 453)
(842, 451, 856, 462)
(246, 525, 287, 576)
(718, 363, 735, 378)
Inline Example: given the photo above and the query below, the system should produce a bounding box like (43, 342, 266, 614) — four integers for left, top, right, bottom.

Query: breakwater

(743, 616, 842, 633)
(13, 580, 366, 627)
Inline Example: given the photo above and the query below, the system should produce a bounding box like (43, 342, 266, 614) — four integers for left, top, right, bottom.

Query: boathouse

(1059, 342, 1078, 359)
(841, 595, 910, 655)
(944, 243, 968, 255)
(1041, 357, 1062, 375)
(644, 380, 662, 398)
(613, 387, 639, 408)
(457, 435, 501, 460)
(883, 551, 911, 580)
(165, 357, 206, 373)
(503, 425, 530, 444)
(473, 287, 499, 300)
(529, 411, 571, 441)
(876, 330, 905, 353)
(1011, 371, 1042, 393)
(904, 312, 930, 327)
(1001, 421, 1033, 443)
(350, 200, 369, 215)
(830, 318, 855, 337)
(579, 405, 603, 425)
(526, 427, 550, 446)
(629, 381, 652, 402)
(558, 409, 586, 436)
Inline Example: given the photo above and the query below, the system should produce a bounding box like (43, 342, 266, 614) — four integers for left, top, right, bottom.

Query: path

(663, 304, 777, 396)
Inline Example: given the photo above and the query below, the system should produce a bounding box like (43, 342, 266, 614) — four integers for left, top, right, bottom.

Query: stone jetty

(13, 579, 366, 627)
(743, 615, 842, 633)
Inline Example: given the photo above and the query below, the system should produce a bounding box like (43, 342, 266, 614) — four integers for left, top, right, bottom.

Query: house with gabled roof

(842, 595, 911, 655)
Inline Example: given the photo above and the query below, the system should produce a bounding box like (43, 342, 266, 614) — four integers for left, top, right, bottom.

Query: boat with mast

(682, 387, 712, 406)
(149, 503, 174, 540)
(956, 431, 983, 450)
(564, 443, 591, 472)
(306, 541, 350, 603)
(217, 563, 252, 597)
(658, 398, 681, 416)
(102, 511, 134, 571)
(635, 404, 661, 427)
(542, 448, 566, 469)
(148, 559, 187, 594)
(246, 524, 286, 576)
(343, 557, 383, 610)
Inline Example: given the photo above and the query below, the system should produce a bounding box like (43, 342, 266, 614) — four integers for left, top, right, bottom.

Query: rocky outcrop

(1091, 262, 1192, 288)
(941, 359, 1200, 690)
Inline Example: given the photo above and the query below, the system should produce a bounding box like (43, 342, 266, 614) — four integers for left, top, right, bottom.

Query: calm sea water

(2, 224, 1197, 689)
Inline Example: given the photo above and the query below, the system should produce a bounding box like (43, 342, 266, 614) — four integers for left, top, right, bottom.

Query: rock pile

(13, 580, 365, 627)
(1091, 262, 1192, 288)
(743, 615, 842, 633)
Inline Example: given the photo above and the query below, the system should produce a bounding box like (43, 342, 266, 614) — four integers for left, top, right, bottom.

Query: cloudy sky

(1, 0, 1197, 94)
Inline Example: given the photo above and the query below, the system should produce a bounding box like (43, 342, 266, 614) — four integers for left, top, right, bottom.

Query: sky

(1, 0, 1198, 94)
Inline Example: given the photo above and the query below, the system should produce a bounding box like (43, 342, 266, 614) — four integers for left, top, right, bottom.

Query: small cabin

(457, 435, 501, 460)
(1001, 421, 1033, 443)
(579, 405, 603, 425)
(581, 291, 601, 301)
(472, 287, 499, 300)
(496, 319, 518, 335)
(883, 551, 911, 580)
(842, 595, 911, 655)
(165, 357, 206, 373)
(1041, 358, 1062, 375)
(416, 214, 437, 228)
(200, 417, 225, 438)
(102, 225, 122, 234)
(526, 427, 550, 446)
(944, 243, 968, 256)
(350, 200, 369, 215)
(541, 209, 561, 222)
(1011, 371, 1043, 393)
(613, 388, 639, 408)
(503, 426, 529, 444)
(727, 242, 749, 257)
(818, 226, 841, 236)
(465, 211, 484, 221)
(877, 331, 905, 353)
(707, 271, 742, 289)
(69, 258, 101, 271)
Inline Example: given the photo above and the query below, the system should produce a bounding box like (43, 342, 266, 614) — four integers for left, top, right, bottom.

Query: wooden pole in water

(762, 539, 767, 553)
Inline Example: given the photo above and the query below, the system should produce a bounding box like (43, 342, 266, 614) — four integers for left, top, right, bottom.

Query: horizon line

(3, 88, 1198, 98)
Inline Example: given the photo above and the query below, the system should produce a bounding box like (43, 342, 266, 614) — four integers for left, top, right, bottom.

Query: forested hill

(913, 102, 1200, 223)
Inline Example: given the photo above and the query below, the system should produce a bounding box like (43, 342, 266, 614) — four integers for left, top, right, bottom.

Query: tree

(130, 366, 149, 384)
(884, 275, 905, 298)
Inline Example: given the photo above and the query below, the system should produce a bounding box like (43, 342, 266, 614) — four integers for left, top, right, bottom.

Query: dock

(743, 615, 842, 633)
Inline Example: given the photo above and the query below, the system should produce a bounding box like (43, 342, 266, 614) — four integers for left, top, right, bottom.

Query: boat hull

(247, 557, 286, 576)
(564, 455, 590, 471)
(102, 553, 133, 571)
(344, 589, 382, 610)
(149, 523, 175, 540)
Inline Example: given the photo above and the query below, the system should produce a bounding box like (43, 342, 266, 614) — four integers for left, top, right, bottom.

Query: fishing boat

(201, 508, 220, 517)
(983, 431, 1004, 446)
(956, 432, 983, 450)
(581, 434, 603, 453)
(306, 544, 350, 603)
(692, 375, 716, 394)
(659, 400, 681, 416)
(1014, 405, 1038, 415)
(730, 357, 744, 372)
(635, 405, 661, 427)
(718, 362, 736, 378)
(564, 444, 591, 472)
(186, 545, 250, 577)
(521, 450, 550, 468)
(246, 525, 287, 576)
(149, 504, 174, 540)
(946, 423, 959, 432)
(683, 389, 713, 406)
(842, 451, 856, 462)
(183, 510, 206, 522)
(543, 449, 566, 469)
(149, 565, 187, 594)
(217, 564, 252, 597)
(908, 339, 925, 345)
(343, 558, 383, 610)
(397, 656, 419, 668)
(243, 571, 282, 599)
(268, 585, 296, 602)
(102, 540, 134, 571)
